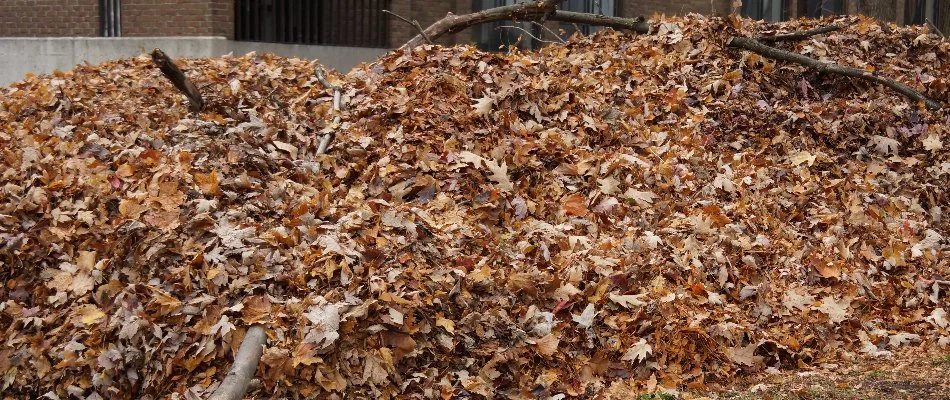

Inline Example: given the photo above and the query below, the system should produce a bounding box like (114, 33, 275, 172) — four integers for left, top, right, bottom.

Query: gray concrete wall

(0, 37, 389, 86)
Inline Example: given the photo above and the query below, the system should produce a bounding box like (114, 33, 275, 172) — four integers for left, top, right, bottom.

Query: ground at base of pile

(642, 348, 950, 400)
(1, 14, 949, 399)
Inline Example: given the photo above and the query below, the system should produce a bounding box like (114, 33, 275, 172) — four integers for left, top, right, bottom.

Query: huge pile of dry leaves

(1, 14, 948, 399)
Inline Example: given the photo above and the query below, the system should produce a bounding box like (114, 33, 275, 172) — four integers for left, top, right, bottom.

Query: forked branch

(728, 36, 942, 110)
(400, 0, 648, 49)
(383, 9, 433, 44)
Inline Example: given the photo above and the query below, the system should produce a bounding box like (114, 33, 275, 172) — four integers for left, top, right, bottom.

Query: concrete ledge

(0, 37, 390, 86)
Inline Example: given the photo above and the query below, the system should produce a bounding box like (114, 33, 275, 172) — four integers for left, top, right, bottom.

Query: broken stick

(727, 36, 943, 110)
(208, 324, 267, 400)
(316, 67, 342, 155)
(150, 48, 204, 112)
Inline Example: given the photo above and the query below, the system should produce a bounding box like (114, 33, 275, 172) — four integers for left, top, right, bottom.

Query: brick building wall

(210, 0, 235, 38)
(122, 0, 215, 36)
(0, 0, 100, 36)
(0, 0, 940, 43)
(0, 0, 233, 38)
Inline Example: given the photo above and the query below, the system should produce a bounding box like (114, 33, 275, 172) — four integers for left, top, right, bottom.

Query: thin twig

(531, 21, 567, 44)
(496, 25, 562, 45)
(925, 18, 945, 37)
(756, 19, 854, 42)
(383, 9, 434, 45)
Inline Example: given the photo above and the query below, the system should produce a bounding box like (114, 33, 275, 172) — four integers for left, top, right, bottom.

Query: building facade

(2, 1, 947, 49)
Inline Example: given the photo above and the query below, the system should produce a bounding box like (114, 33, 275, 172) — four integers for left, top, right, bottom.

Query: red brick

(0, 0, 925, 44)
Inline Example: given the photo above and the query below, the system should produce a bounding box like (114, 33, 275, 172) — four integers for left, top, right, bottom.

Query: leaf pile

(2, 15, 949, 399)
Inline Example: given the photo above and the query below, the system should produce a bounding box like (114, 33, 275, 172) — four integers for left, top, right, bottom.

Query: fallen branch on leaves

(150, 48, 204, 112)
(756, 20, 854, 42)
(925, 18, 945, 37)
(727, 36, 943, 110)
(316, 67, 343, 154)
(208, 324, 267, 400)
(399, 0, 648, 49)
(552, 11, 648, 33)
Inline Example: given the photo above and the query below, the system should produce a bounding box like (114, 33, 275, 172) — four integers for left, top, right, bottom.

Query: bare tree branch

(208, 324, 266, 400)
(727, 36, 943, 110)
(401, 0, 647, 49)
(925, 18, 945, 37)
(150, 48, 204, 112)
(756, 19, 855, 42)
(383, 9, 433, 44)
(552, 11, 648, 33)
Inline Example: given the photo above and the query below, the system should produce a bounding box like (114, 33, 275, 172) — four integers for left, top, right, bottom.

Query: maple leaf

(782, 288, 815, 311)
(609, 293, 648, 308)
(858, 331, 892, 358)
(561, 193, 589, 217)
(925, 308, 948, 329)
(534, 333, 560, 357)
(910, 229, 943, 258)
(597, 177, 621, 195)
(887, 332, 920, 347)
(641, 231, 662, 249)
(921, 134, 943, 151)
(471, 91, 494, 118)
(727, 344, 764, 367)
(213, 220, 256, 249)
(458, 151, 513, 191)
(436, 315, 455, 335)
(572, 303, 597, 328)
(241, 295, 271, 324)
(815, 295, 851, 324)
(870, 135, 900, 155)
(621, 338, 652, 364)
(193, 170, 220, 196)
(623, 188, 656, 206)
(74, 304, 106, 326)
(69, 271, 95, 296)
(790, 150, 816, 166)
(362, 350, 392, 386)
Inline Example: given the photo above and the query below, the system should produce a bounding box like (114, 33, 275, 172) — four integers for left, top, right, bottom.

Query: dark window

(234, 0, 391, 48)
(101, 0, 121, 37)
(742, 0, 786, 21)
(856, 0, 896, 21)
(472, 0, 617, 51)
(905, 0, 935, 25)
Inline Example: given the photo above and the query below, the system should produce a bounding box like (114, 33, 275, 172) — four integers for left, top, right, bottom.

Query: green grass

(933, 354, 950, 367)
(638, 392, 675, 400)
